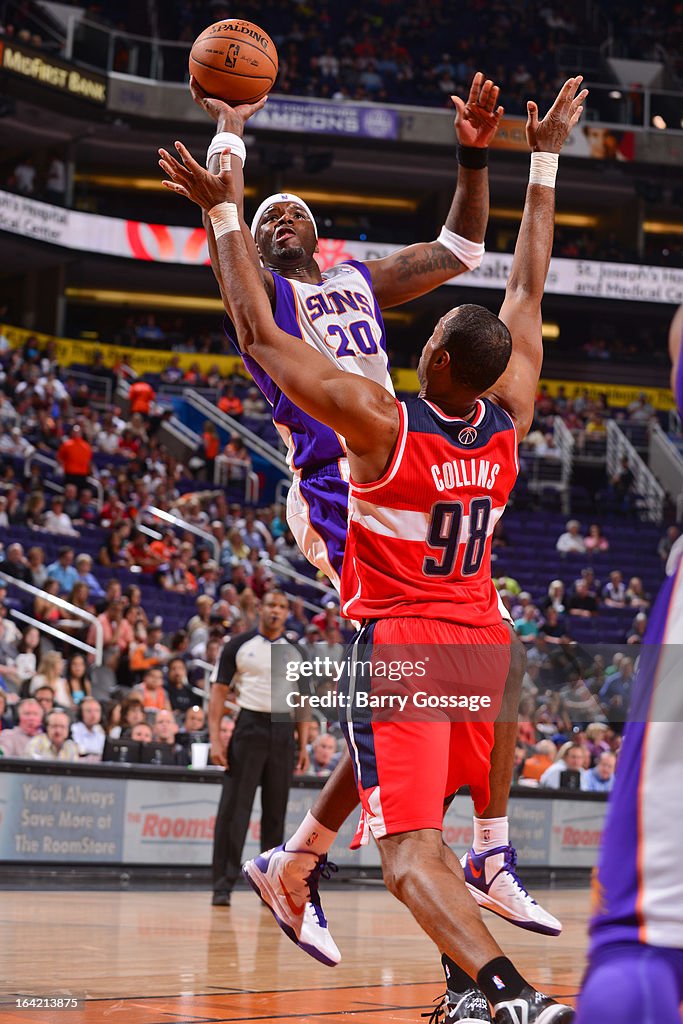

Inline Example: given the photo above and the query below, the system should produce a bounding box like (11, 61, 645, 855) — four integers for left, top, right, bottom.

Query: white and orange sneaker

(242, 845, 341, 966)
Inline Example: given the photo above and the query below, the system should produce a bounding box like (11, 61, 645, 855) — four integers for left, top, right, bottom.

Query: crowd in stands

(6, 0, 678, 103)
(154, 0, 677, 108)
(522, 385, 667, 466)
(514, 732, 618, 794)
(0, 330, 674, 783)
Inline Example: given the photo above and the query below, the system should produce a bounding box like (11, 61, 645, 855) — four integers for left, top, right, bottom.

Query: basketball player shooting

(161, 72, 561, 965)
(161, 76, 586, 1024)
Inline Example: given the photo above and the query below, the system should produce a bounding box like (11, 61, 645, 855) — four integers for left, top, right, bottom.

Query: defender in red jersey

(164, 75, 587, 1024)
(343, 396, 519, 624)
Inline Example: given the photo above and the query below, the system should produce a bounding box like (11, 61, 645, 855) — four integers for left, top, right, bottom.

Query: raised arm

(362, 72, 503, 309)
(161, 145, 399, 478)
(487, 77, 588, 438)
(176, 79, 275, 305)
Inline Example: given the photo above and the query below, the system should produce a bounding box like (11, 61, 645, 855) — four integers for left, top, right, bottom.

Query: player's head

(251, 192, 318, 270)
(417, 304, 512, 400)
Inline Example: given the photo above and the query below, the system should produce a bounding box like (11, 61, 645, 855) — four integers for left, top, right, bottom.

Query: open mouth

(274, 227, 296, 242)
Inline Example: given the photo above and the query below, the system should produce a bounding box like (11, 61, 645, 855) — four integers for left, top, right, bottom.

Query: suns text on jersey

(304, 290, 375, 321)
(431, 459, 501, 492)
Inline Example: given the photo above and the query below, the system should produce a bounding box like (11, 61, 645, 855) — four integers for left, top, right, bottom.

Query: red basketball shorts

(338, 616, 511, 845)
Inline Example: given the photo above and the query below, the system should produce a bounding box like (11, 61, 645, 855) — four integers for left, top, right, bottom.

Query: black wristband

(457, 144, 489, 169)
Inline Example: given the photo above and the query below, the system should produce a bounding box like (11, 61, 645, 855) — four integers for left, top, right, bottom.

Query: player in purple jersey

(160, 72, 561, 977)
(576, 304, 683, 1024)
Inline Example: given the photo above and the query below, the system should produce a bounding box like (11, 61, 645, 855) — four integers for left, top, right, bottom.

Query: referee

(209, 590, 310, 906)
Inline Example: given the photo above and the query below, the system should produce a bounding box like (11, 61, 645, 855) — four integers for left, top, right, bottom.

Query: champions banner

(1, 188, 682, 305)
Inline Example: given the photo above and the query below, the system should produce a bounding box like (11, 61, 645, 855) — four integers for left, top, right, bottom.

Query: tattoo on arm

(394, 243, 464, 282)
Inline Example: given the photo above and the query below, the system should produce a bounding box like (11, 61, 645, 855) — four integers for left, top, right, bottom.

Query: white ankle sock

(286, 812, 338, 856)
(473, 816, 509, 854)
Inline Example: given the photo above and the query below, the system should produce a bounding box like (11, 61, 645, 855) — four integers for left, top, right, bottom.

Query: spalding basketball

(189, 20, 278, 104)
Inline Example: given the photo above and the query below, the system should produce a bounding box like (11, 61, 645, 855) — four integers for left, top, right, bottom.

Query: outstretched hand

(159, 141, 237, 210)
(526, 76, 588, 153)
(189, 74, 267, 135)
(452, 71, 504, 149)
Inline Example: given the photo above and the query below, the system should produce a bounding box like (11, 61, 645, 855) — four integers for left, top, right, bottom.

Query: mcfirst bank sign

(0, 41, 107, 105)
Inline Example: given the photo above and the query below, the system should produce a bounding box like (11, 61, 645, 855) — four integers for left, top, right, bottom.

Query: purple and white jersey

(229, 261, 392, 474)
(590, 345, 683, 952)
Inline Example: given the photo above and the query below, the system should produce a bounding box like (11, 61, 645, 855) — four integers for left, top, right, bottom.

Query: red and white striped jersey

(341, 397, 519, 625)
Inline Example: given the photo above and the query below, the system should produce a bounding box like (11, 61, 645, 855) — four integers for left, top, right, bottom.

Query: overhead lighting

(652, 115, 667, 130)
(383, 310, 415, 326)
(74, 172, 259, 198)
(73, 173, 417, 212)
(643, 220, 683, 236)
(542, 323, 560, 340)
(491, 207, 598, 228)
(608, 90, 622, 100)
(65, 288, 225, 311)
(293, 189, 417, 212)
(64, 288, 420, 320)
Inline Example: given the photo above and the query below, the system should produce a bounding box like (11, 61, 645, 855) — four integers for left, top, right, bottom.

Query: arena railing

(9, 608, 96, 659)
(184, 659, 219, 712)
(65, 16, 196, 81)
(649, 422, 683, 520)
(213, 455, 260, 504)
(605, 419, 665, 521)
(275, 479, 290, 507)
(23, 450, 104, 510)
(522, 416, 575, 514)
(139, 505, 220, 563)
(116, 377, 202, 464)
(65, 368, 113, 407)
(186, 391, 289, 476)
(57, 14, 683, 133)
(0, 572, 104, 665)
(262, 557, 335, 601)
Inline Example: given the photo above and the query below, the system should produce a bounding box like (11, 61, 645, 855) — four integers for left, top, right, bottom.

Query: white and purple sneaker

(242, 844, 341, 966)
(461, 845, 562, 937)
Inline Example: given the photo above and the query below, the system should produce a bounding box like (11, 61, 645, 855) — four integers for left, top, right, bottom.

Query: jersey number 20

(327, 321, 378, 357)
(423, 498, 492, 577)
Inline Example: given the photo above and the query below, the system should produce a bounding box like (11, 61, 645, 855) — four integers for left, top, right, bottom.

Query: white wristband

(208, 202, 240, 240)
(437, 226, 485, 270)
(207, 132, 246, 169)
(529, 151, 559, 188)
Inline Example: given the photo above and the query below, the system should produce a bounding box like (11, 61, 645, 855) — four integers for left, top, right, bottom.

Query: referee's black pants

(212, 708, 295, 895)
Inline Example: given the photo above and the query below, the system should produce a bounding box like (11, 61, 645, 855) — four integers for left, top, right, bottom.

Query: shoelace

(421, 993, 447, 1024)
(306, 857, 339, 925)
(502, 846, 538, 905)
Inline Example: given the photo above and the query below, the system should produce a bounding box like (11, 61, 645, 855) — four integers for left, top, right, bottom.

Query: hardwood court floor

(1, 887, 588, 1023)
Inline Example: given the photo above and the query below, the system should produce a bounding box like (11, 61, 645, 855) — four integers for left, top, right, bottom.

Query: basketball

(189, 20, 278, 104)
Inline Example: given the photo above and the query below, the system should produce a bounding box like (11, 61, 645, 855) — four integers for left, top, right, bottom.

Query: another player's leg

(244, 468, 356, 963)
(358, 619, 572, 1023)
(242, 747, 357, 965)
(379, 829, 573, 1024)
(576, 944, 683, 1024)
(461, 628, 562, 936)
